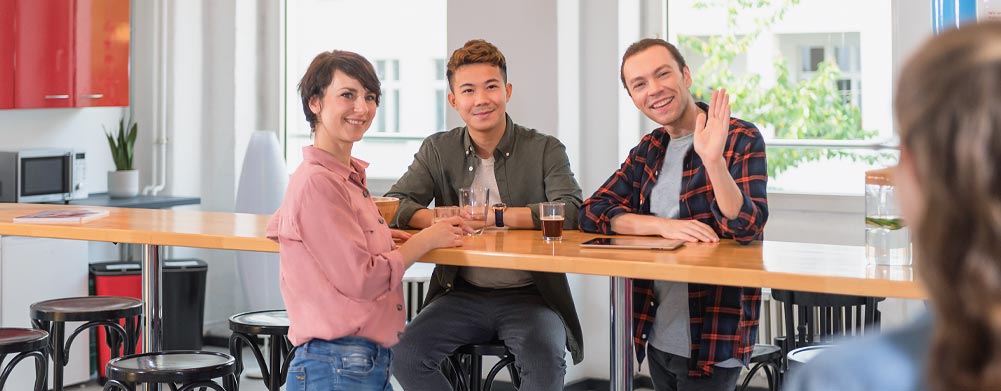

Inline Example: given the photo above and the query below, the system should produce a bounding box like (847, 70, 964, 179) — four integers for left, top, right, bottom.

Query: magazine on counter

(13, 209, 110, 224)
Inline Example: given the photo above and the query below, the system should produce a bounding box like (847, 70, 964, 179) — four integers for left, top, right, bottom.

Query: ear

(447, 92, 457, 109)
(308, 95, 322, 116)
(683, 66, 693, 89)
(505, 83, 513, 102)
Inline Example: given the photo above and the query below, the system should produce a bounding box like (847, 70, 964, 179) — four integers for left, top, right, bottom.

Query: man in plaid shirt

(580, 38, 768, 390)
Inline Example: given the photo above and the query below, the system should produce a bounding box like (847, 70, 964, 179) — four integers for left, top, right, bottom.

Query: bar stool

(445, 340, 521, 391)
(30, 296, 142, 391)
(0, 328, 48, 391)
(786, 345, 833, 374)
(228, 310, 297, 391)
(739, 343, 783, 391)
(102, 350, 238, 391)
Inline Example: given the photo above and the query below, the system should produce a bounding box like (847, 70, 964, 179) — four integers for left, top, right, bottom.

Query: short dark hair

(619, 38, 688, 91)
(446, 39, 508, 92)
(298, 50, 381, 131)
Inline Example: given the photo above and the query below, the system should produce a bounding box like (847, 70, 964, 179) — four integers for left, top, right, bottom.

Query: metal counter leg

(140, 244, 163, 391)
(610, 276, 634, 391)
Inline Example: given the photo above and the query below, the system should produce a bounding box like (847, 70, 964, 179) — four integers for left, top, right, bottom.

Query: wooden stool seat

(103, 351, 237, 391)
(31, 297, 143, 322)
(229, 310, 289, 335)
(0, 328, 48, 354)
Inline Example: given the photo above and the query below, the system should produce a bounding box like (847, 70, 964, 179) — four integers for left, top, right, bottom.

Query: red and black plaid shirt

(579, 102, 768, 377)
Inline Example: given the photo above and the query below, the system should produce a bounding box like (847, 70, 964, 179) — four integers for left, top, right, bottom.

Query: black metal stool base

(445, 341, 521, 391)
(228, 310, 297, 391)
(31, 296, 143, 391)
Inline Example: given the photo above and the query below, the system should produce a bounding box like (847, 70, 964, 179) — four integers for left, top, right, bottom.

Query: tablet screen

(580, 237, 685, 250)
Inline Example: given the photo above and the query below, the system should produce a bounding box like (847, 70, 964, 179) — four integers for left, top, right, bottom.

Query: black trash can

(90, 259, 208, 377)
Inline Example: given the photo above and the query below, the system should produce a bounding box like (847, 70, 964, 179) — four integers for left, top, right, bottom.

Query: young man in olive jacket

(387, 39, 583, 391)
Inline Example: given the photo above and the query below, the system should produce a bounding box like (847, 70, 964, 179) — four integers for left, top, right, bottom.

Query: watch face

(492, 203, 507, 211)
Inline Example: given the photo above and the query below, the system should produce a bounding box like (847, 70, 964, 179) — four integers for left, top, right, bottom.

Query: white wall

(446, 0, 559, 135)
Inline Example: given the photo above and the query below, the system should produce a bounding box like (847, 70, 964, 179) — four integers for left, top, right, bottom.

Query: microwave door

(19, 155, 72, 202)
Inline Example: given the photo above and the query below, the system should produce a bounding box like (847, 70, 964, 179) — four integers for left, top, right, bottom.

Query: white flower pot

(108, 170, 139, 198)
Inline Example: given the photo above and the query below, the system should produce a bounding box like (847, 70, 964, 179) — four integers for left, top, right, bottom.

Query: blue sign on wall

(932, 0, 978, 33)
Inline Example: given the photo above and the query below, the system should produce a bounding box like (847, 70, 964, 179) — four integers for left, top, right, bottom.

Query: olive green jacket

(386, 115, 584, 364)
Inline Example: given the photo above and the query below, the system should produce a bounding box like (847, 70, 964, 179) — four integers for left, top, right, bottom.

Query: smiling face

(622, 45, 694, 128)
(447, 63, 512, 135)
(309, 70, 377, 146)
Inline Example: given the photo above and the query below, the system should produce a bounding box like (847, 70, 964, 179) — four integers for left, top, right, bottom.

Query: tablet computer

(580, 237, 685, 250)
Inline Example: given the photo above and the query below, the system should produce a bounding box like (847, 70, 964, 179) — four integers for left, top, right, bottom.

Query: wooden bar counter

(1, 203, 923, 391)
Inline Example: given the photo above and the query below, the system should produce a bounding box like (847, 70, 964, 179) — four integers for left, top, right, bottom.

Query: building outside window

(667, 0, 896, 195)
(284, 0, 446, 179)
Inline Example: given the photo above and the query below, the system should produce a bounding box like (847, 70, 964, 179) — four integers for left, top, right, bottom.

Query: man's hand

(694, 88, 731, 167)
(657, 219, 720, 243)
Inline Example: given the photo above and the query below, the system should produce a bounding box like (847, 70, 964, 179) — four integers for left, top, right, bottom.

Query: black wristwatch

(492, 203, 507, 227)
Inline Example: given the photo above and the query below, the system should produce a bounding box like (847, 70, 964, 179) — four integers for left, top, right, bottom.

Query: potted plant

(104, 115, 139, 198)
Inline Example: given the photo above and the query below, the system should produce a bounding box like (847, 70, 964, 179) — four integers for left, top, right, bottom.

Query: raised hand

(694, 88, 731, 165)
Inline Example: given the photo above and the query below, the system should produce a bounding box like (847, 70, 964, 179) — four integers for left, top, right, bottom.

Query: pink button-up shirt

(267, 146, 406, 348)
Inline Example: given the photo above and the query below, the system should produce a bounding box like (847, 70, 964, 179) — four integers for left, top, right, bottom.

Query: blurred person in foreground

(784, 21, 1001, 391)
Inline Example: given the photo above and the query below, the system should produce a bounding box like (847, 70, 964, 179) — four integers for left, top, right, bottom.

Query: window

(667, 0, 897, 195)
(373, 59, 400, 133)
(284, 0, 447, 179)
(434, 58, 447, 132)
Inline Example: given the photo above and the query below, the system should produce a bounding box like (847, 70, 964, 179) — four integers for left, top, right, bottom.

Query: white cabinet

(0, 236, 90, 389)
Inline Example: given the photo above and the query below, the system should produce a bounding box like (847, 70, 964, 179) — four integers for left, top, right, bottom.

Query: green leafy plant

(104, 116, 137, 171)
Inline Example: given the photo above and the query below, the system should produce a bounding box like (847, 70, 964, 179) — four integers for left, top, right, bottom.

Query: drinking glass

(539, 202, 565, 241)
(433, 206, 460, 223)
(459, 187, 490, 235)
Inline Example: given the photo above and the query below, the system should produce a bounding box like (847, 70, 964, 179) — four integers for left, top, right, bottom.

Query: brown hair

(446, 39, 507, 92)
(895, 22, 1001, 391)
(620, 38, 688, 91)
(298, 50, 381, 131)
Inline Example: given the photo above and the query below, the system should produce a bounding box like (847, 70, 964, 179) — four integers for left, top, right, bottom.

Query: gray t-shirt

(459, 157, 534, 288)
(648, 133, 694, 358)
(647, 133, 742, 368)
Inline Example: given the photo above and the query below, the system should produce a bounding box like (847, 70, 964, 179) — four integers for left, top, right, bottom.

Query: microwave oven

(0, 149, 87, 203)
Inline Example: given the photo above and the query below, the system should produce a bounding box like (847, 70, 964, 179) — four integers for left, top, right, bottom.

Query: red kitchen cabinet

(75, 0, 130, 107)
(0, 0, 15, 109)
(14, 0, 75, 108)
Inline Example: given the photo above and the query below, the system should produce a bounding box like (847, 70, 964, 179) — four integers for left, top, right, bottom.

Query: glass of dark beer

(540, 202, 565, 241)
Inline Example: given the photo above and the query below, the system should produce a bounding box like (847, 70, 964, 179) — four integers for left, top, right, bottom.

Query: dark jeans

(648, 345, 743, 391)
(392, 280, 567, 391)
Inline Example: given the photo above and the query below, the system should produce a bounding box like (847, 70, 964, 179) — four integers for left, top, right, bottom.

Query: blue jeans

(286, 336, 393, 391)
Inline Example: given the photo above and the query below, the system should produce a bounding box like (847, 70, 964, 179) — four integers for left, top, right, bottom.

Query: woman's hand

(398, 216, 474, 267)
(418, 216, 474, 249)
(390, 229, 412, 242)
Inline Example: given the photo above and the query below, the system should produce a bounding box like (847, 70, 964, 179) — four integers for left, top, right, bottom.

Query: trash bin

(89, 259, 207, 379)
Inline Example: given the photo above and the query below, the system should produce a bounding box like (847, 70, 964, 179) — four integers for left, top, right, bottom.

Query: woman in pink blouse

(267, 50, 471, 391)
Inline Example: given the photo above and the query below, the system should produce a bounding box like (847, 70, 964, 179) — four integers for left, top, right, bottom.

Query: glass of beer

(459, 187, 490, 235)
(539, 202, 565, 241)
